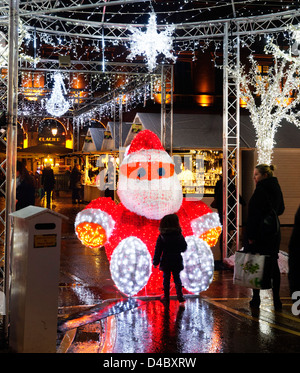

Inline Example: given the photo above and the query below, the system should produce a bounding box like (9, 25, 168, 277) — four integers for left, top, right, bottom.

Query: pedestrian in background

(104, 160, 115, 200)
(153, 214, 187, 306)
(212, 169, 245, 267)
(288, 205, 300, 296)
(245, 164, 285, 310)
(70, 164, 83, 204)
(16, 160, 35, 210)
(41, 163, 55, 208)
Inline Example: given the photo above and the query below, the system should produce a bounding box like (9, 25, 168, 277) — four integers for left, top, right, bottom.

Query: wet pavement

(2, 192, 300, 356)
(57, 292, 300, 353)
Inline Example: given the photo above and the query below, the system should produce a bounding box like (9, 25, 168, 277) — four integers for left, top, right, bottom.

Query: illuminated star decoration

(46, 73, 70, 117)
(128, 12, 176, 71)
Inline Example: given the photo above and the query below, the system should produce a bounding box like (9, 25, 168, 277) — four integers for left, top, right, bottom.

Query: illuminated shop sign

(38, 137, 62, 143)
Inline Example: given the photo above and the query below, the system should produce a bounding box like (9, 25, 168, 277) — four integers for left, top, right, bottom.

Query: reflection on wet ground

(111, 297, 220, 353)
(57, 294, 300, 353)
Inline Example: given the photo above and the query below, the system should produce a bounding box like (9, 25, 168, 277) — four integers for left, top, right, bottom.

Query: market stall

(81, 127, 119, 201)
(17, 143, 74, 193)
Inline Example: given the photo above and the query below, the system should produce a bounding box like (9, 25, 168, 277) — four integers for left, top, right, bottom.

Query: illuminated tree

(230, 42, 300, 165)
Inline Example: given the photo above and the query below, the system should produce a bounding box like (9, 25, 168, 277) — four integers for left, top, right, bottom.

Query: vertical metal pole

(72, 118, 77, 152)
(235, 27, 240, 255)
(169, 65, 174, 157)
(222, 21, 240, 259)
(119, 95, 123, 148)
(222, 23, 229, 261)
(160, 65, 166, 148)
(4, 0, 19, 337)
(72, 117, 80, 152)
(160, 65, 173, 153)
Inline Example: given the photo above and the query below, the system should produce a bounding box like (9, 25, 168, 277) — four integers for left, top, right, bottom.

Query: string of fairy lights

(29, 0, 297, 25)
(1, 0, 299, 131)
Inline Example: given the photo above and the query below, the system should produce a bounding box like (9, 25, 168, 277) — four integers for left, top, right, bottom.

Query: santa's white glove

(180, 236, 214, 294)
(110, 236, 152, 296)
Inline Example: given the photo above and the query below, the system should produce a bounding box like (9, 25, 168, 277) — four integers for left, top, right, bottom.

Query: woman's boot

(250, 289, 261, 308)
(272, 288, 282, 311)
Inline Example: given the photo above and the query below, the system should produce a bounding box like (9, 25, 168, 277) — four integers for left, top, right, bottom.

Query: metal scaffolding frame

(222, 21, 240, 259)
(3, 0, 19, 337)
(160, 64, 173, 154)
(1, 1, 300, 337)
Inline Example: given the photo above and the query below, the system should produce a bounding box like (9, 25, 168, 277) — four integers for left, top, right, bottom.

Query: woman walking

(245, 164, 285, 310)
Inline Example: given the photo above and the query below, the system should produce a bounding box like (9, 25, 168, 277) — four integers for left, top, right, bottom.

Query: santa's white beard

(117, 174, 183, 220)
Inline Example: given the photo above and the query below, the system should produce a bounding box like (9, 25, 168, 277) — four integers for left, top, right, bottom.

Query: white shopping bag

(233, 251, 272, 289)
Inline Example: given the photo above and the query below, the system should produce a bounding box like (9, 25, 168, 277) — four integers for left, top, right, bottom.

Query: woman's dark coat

(70, 168, 82, 189)
(153, 230, 187, 271)
(288, 205, 300, 294)
(246, 176, 285, 256)
(16, 177, 35, 210)
(42, 167, 55, 191)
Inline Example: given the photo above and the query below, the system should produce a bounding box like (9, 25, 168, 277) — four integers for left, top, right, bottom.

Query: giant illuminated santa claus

(75, 130, 221, 296)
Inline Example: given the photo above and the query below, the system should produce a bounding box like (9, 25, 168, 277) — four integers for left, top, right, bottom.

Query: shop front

(18, 123, 74, 193)
(80, 127, 119, 201)
(17, 144, 74, 194)
(172, 149, 224, 198)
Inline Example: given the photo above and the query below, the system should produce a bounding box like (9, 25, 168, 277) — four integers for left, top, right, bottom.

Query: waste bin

(9, 206, 67, 353)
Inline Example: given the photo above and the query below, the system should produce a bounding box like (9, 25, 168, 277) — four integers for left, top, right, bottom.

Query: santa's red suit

(75, 130, 221, 296)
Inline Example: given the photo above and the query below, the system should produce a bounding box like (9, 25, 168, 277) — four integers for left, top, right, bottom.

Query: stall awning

(82, 127, 121, 152)
(82, 128, 105, 152)
(17, 144, 72, 156)
(124, 112, 300, 150)
(107, 122, 132, 149)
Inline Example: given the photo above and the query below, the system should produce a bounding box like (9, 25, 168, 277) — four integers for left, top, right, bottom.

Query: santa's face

(118, 150, 183, 220)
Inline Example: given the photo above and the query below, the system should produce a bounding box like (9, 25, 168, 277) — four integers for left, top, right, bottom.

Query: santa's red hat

(127, 129, 165, 155)
(122, 130, 171, 165)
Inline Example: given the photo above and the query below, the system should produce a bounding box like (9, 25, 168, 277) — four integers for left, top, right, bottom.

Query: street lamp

(51, 127, 58, 136)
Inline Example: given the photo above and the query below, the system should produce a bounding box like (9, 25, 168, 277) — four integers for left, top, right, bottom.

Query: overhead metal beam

(20, 59, 150, 75)
(19, 0, 150, 15)
(20, 8, 300, 42)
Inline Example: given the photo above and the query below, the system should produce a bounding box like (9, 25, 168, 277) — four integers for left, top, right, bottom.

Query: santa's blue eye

(137, 168, 146, 179)
(157, 167, 165, 177)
